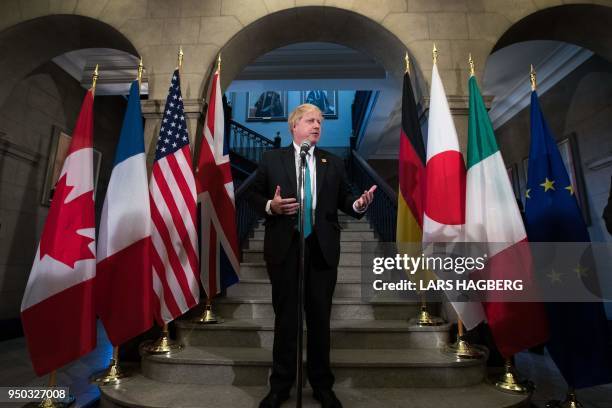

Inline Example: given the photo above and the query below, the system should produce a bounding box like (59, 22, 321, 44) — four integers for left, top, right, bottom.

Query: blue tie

(303, 157, 312, 238)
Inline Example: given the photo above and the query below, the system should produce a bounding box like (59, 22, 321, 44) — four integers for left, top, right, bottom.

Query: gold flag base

(546, 390, 583, 408)
(414, 305, 444, 326)
(92, 358, 130, 386)
(446, 338, 483, 359)
(494, 360, 532, 394)
(31, 394, 75, 408)
(193, 303, 223, 324)
(141, 333, 183, 355)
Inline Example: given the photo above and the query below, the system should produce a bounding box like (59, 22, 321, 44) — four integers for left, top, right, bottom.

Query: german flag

(396, 71, 426, 243)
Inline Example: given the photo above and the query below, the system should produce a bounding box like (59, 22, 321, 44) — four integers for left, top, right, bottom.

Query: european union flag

(525, 90, 612, 388)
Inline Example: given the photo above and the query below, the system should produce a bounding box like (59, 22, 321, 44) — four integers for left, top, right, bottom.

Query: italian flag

(423, 64, 485, 330)
(465, 74, 548, 357)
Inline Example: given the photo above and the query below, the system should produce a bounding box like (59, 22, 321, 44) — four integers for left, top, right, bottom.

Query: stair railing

(234, 170, 261, 251)
(348, 149, 397, 242)
(229, 120, 280, 163)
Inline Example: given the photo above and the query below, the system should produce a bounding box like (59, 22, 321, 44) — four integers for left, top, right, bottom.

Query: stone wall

(496, 54, 612, 316)
(0, 61, 125, 331)
(3, 0, 611, 108)
(496, 54, 612, 242)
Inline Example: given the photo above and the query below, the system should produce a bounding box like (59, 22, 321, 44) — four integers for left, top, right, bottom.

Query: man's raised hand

(270, 185, 300, 215)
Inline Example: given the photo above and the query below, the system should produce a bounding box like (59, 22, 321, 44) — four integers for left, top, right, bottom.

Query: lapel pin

(321, 158, 327, 163)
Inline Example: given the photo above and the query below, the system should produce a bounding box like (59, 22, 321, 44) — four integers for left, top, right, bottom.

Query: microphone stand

(296, 151, 307, 408)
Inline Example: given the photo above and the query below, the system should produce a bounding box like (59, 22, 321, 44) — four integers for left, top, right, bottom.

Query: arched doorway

(213, 6, 423, 169)
(482, 3, 612, 316)
(0, 14, 139, 107)
(0, 15, 140, 332)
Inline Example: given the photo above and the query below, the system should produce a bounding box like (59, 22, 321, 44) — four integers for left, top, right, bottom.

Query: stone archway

(212, 6, 426, 160)
(0, 14, 139, 108)
(217, 6, 424, 96)
(492, 4, 612, 63)
(487, 3, 612, 268)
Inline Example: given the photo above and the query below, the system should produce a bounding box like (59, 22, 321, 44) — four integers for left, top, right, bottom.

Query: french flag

(95, 80, 154, 346)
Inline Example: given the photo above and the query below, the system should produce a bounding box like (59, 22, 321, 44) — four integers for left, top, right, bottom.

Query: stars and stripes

(196, 69, 240, 299)
(149, 69, 200, 323)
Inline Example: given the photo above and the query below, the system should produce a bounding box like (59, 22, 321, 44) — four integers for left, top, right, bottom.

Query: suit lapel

(281, 145, 297, 197)
(315, 148, 327, 200)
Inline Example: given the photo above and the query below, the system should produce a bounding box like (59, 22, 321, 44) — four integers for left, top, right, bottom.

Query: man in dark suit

(247, 104, 376, 408)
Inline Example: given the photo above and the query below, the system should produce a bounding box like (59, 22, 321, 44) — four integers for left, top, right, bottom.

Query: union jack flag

(196, 68, 240, 298)
(149, 69, 200, 323)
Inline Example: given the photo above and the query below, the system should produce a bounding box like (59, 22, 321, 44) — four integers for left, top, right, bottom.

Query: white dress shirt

(265, 143, 367, 217)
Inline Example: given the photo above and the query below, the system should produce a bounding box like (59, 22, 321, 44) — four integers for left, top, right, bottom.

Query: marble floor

(0, 324, 610, 408)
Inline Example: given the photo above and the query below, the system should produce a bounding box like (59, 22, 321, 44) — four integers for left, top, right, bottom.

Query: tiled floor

(0, 322, 111, 407)
(516, 351, 612, 408)
(0, 325, 610, 408)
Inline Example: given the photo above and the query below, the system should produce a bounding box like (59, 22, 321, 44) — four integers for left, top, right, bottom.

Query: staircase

(99, 215, 530, 407)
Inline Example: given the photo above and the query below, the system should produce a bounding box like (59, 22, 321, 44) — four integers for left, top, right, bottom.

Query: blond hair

(288, 103, 322, 134)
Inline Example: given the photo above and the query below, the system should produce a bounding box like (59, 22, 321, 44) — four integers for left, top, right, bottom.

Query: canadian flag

(21, 90, 97, 376)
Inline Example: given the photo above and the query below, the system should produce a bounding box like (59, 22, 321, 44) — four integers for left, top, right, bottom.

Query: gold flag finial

(216, 53, 221, 73)
(137, 57, 144, 85)
(178, 46, 184, 70)
(404, 52, 410, 74)
(92, 64, 99, 92)
(433, 43, 438, 65)
(530, 64, 537, 91)
(469, 53, 475, 77)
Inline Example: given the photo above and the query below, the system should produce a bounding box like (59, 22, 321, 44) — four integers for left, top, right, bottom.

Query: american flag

(196, 68, 240, 299)
(149, 69, 200, 323)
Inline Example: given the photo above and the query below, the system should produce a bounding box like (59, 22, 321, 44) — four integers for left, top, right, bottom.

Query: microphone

(299, 140, 311, 158)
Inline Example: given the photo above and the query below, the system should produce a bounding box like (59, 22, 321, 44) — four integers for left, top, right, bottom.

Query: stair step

(141, 346, 487, 388)
(99, 376, 530, 408)
(211, 297, 419, 320)
(241, 251, 362, 265)
(252, 222, 374, 232)
(176, 318, 450, 349)
(245, 239, 372, 251)
(226, 278, 363, 298)
(239, 262, 362, 280)
(251, 230, 376, 240)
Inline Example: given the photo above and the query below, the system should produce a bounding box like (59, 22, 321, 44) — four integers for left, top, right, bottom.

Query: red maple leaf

(40, 174, 95, 268)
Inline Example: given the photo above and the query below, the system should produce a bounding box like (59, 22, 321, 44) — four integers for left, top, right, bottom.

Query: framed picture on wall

(301, 90, 338, 119)
(558, 133, 590, 225)
(41, 126, 102, 206)
(246, 91, 287, 121)
(506, 163, 520, 200)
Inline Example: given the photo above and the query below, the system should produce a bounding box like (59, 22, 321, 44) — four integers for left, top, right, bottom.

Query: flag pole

(193, 297, 223, 324)
(194, 52, 225, 326)
(442, 54, 483, 360)
(469, 53, 475, 77)
(414, 45, 444, 325)
(92, 346, 130, 385)
(530, 64, 537, 91)
(178, 45, 184, 71)
(91, 64, 99, 95)
(142, 323, 183, 354)
(445, 319, 482, 359)
(137, 56, 144, 88)
(414, 294, 444, 326)
(38, 371, 62, 408)
(494, 358, 531, 394)
(488, 65, 535, 395)
(432, 42, 438, 65)
(527, 64, 584, 407)
(547, 387, 584, 408)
